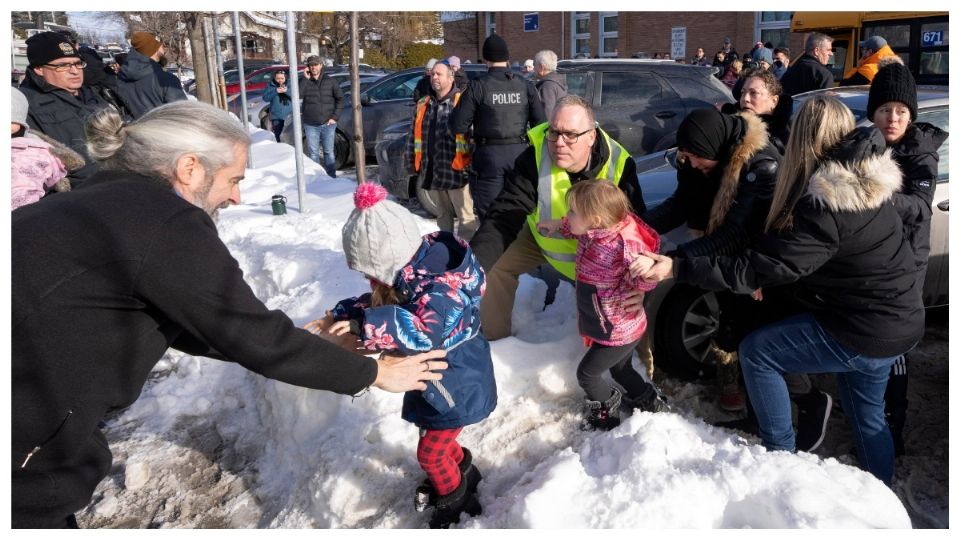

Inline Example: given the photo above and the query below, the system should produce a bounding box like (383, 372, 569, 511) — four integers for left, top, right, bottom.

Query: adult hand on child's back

(623, 290, 645, 314)
(374, 350, 448, 392)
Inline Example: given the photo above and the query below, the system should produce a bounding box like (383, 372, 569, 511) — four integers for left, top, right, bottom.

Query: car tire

(653, 283, 721, 380)
(335, 130, 351, 170)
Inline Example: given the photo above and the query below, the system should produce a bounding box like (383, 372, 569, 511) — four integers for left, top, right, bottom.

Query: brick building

(443, 12, 805, 65)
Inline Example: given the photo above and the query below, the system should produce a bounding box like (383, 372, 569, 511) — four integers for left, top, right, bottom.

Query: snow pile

(83, 128, 912, 528)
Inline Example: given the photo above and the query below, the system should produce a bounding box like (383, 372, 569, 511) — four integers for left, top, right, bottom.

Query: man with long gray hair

(11, 101, 448, 528)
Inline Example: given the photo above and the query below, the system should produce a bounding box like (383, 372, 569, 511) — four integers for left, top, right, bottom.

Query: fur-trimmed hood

(807, 128, 903, 212)
(707, 111, 772, 233)
(26, 131, 86, 172)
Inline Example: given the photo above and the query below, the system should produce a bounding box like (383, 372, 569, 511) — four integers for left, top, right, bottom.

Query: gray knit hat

(341, 183, 423, 285)
(12, 87, 29, 129)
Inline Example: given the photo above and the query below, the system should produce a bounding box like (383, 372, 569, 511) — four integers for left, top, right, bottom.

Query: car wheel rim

(680, 291, 720, 364)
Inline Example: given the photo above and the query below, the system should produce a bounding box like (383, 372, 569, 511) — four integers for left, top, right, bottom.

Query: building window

(572, 12, 590, 58)
(600, 12, 618, 57)
(757, 11, 792, 48)
(486, 12, 496, 38)
(303, 43, 312, 53)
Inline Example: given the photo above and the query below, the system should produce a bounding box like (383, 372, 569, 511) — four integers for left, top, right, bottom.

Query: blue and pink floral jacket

(332, 231, 497, 430)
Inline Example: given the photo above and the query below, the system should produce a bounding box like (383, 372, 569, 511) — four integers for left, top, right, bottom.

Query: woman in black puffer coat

(868, 60, 949, 456)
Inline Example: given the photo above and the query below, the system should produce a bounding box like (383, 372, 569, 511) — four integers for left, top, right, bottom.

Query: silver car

(638, 86, 949, 380)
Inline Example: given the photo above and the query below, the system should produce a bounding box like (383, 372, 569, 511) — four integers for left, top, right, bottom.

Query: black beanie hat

(483, 34, 510, 63)
(26, 31, 79, 68)
(868, 62, 917, 121)
(676, 108, 742, 161)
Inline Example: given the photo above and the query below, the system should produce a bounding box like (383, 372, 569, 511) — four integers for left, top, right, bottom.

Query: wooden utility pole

(185, 12, 213, 105)
(350, 11, 365, 184)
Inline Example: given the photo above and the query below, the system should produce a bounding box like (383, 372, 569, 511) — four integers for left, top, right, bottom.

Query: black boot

(885, 357, 908, 457)
(583, 388, 622, 431)
(414, 448, 482, 513)
(428, 476, 482, 529)
(794, 389, 833, 453)
(626, 383, 668, 413)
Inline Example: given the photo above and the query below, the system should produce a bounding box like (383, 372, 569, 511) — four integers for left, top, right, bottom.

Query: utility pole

(350, 11, 365, 184)
(211, 14, 227, 110)
(285, 11, 306, 212)
(232, 11, 249, 131)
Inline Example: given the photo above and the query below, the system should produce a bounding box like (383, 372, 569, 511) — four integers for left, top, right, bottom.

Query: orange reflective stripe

(413, 96, 430, 172)
(450, 91, 472, 171)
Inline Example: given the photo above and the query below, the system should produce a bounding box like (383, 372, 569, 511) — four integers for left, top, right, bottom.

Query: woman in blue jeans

(262, 71, 293, 143)
(636, 95, 925, 485)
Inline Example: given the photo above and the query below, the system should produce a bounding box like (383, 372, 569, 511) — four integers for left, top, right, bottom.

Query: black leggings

(577, 338, 651, 402)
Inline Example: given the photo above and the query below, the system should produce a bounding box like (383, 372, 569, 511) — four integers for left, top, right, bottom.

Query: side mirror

(360, 94, 371, 106)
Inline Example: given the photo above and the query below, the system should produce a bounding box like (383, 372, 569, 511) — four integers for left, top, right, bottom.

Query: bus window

(826, 40, 849, 82)
(864, 24, 911, 47)
(921, 52, 948, 75)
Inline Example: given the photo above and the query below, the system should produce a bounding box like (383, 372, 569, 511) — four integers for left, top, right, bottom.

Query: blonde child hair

(565, 180, 631, 229)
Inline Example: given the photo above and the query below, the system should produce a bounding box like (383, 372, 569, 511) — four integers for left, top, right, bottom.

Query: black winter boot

(626, 383, 669, 413)
(414, 448, 482, 513)
(428, 476, 482, 529)
(885, 357, 908, 457)
(583, 388, 622, 431)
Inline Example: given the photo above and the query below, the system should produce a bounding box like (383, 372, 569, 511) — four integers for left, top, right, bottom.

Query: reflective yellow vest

(413, 92, 471, 172)
(526, 123, 631, 280)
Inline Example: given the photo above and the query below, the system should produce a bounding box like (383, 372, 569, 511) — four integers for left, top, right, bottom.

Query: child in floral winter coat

(305, 183, 496, 528)
(540, 180, 666, 430)
(10, 87, 80, 211)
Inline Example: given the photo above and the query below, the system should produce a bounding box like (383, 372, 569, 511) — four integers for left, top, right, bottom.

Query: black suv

(557, 58, 733, 156)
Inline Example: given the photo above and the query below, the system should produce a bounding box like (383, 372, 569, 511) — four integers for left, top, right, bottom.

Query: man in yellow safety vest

(470, 95, 647, 340)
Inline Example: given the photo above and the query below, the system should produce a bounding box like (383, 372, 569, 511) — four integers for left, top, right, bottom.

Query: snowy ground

(68, 129, 946, 529)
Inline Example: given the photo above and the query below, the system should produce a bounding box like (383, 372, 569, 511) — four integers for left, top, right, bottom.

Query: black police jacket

(450, 67, 545, 144)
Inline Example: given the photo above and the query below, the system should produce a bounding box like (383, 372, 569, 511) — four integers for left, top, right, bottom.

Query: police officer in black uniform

(451, 33, 546, 219)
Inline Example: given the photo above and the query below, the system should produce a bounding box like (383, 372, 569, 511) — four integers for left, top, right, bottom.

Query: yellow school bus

(791, 11, 948, 85)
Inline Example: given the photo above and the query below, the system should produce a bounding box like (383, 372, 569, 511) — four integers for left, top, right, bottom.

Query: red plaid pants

(417, 427, 464, 496)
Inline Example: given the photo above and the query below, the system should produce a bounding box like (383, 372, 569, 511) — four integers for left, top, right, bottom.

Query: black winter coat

(890, 122, 948, 273)
(116, 49, 187, 119)
(675, 128, 924, 358)
(780, 53, 835, 96)
(470, 134, 643, 271)
(18, 70, 108, 188)
(644, 112, 782, 258)
(299, 72, 344, 126)
(11, 172, 378, 527)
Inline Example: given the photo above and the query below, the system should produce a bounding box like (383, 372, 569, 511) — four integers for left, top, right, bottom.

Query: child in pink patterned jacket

(11, 87, 77, 211)
(540, 180, 666, 430)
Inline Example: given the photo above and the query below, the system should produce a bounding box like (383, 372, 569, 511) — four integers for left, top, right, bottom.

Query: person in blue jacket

(305, 182, 497, 528)
(262, 70, 293, 142)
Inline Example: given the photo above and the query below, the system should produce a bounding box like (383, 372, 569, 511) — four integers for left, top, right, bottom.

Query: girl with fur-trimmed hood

(636, 95, 924, 485)
(10, 87, 83, 211)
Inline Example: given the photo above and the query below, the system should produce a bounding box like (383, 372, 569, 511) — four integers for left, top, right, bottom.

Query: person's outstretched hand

(373, 349, 448, 392)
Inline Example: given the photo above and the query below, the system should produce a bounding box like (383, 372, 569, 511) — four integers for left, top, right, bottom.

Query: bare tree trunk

(185, 12, 213, 105)
(350, 11, 365, 184)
